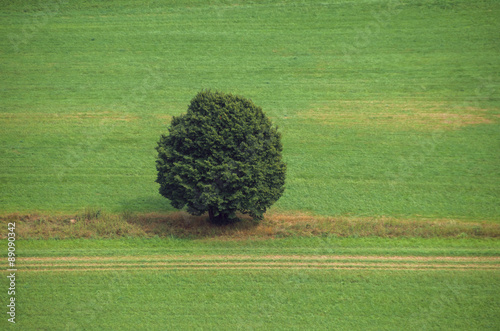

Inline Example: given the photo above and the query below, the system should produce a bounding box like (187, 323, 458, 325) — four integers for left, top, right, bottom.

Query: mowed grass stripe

(19, 254, 500, 262)
(14, 265, 500, 272)
(15, 255, 500, 271)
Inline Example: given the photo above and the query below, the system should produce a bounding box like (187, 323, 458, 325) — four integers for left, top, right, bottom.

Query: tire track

(13, 255, 500, 272)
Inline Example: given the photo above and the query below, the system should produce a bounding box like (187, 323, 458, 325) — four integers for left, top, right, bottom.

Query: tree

(155, 90, 286, 225)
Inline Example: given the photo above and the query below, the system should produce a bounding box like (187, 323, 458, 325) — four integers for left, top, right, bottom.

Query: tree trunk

(208, 207, 215, 223)
(208, 208, 235, 226)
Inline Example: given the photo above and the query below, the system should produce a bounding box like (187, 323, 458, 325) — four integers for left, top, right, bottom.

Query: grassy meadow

(1, 0, 499, 220)
(1, 0, 499, 329)
(1, 238, 499, 329)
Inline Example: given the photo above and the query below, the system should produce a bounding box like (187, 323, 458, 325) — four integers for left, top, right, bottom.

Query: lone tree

(156, 90, 286, 225)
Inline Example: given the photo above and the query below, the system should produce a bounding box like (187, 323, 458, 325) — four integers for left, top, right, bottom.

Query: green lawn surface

(1, 0, 499, 220)
(7, 269, 498, 330)
(13, 236, 500, 257)
(1, 237, 499, 330)
(1, 2, 499, 329)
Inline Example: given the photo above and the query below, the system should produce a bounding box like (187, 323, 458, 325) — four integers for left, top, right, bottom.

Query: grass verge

(1, 209, 499, 240)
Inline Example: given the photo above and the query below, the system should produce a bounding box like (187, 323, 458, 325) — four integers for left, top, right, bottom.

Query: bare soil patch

(0, 112, 139, 123)
(299, 100, 498, 130)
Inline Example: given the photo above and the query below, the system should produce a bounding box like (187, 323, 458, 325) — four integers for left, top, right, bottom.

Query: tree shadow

(120, 195, 177, 213)
(123, 210, 262, 239)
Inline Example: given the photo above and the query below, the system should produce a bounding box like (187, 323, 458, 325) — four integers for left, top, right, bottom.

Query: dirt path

(14, 255, 500, 272)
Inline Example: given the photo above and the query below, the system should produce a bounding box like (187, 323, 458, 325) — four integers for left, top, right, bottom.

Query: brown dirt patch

(299, 100, 497, 130)
(0, 112, 139, 122)
(155, 114, 172, 121)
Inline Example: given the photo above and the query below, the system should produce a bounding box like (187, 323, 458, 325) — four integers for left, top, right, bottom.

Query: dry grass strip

(2, 212, 499, 239)
(13, 255, 500, 272)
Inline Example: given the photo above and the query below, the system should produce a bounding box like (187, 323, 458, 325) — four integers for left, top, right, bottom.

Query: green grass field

(1, 238, 499, 329)
(1, 0, 499, 329)
(1, 0, 499, 219)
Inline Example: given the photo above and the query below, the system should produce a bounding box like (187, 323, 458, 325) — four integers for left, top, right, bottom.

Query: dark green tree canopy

(155, 90, 286, 225)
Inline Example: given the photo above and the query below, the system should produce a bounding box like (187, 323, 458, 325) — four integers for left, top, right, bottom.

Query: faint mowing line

(407, 277, 464, 329)
(56, 61, 165, 185)
(7, 0, 68, 53)
(389, 73, 498, 196)
(456, 74, 497, 111)
(120, 61, 165, 112)
(341, 0, 403, 62)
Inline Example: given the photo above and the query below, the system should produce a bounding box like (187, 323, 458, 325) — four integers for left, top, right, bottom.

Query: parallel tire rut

(11, 255, 500, 272)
